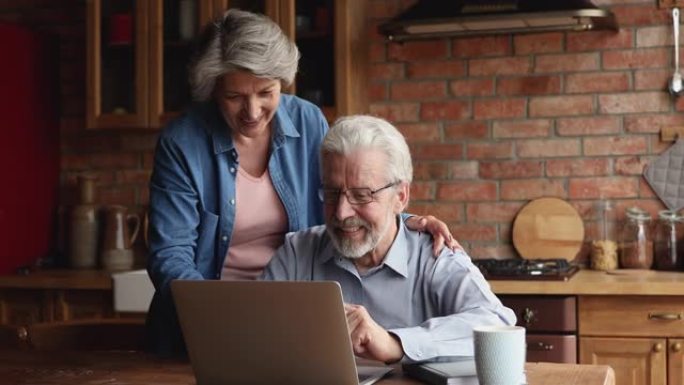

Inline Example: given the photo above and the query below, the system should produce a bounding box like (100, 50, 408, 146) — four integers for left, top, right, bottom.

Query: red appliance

(0, 23, 59, 274)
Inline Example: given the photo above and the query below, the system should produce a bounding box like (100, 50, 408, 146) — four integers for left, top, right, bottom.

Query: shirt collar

(209, 97, 301, 155)
(319, 215, 409, 278)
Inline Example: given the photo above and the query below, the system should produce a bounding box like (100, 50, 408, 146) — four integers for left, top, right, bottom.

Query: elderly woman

(146, 9, 458, 356)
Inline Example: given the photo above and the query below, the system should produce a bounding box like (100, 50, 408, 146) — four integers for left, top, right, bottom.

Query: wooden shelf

(659, 0, 684, 8)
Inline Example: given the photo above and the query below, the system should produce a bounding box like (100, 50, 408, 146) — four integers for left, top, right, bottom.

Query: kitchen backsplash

(1, 0, 680, 263)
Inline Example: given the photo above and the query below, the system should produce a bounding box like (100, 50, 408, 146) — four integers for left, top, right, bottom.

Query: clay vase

(101, 205, 140, 271)
(69, 175, 99, 269)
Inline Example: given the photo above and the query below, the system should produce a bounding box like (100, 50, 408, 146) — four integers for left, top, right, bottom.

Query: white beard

(326, 211, 395, 260)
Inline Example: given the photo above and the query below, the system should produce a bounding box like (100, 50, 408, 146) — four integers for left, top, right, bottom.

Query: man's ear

(393, 181, 410, 213)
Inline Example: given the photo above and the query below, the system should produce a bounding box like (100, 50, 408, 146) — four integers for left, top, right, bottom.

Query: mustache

(329, 217, 370, 229)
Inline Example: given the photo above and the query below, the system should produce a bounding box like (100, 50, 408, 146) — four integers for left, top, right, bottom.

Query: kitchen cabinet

(578, 295, 684, 385)
(86, 0, 368, 129)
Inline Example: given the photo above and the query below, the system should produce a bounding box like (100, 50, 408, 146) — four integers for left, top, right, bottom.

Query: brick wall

(2, 0, 680, 264)
(369, 0, 680, 260)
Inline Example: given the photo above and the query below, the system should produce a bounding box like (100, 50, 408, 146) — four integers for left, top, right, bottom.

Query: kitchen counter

(488, 269, 684, 295)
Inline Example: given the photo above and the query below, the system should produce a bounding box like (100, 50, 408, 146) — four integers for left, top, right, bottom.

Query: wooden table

(0, 350, 614, 385)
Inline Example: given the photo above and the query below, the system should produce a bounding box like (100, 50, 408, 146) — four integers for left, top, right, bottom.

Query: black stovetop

(473, 258, 578, 281)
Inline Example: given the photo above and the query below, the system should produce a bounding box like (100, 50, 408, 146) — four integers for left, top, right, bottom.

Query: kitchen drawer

(502, 295, 576, 332)
(527, 334, 577, 363)
(579, 295, 684, 337)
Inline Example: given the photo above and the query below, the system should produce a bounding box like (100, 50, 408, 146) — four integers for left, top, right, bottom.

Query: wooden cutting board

(512, 197, 585, 261)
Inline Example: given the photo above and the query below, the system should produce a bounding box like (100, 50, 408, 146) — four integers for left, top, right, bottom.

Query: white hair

(321, 115, 413, 184)
(188, 9, 300, 101)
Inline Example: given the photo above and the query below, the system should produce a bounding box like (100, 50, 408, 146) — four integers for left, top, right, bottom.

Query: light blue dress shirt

(261, 218, 517, 362)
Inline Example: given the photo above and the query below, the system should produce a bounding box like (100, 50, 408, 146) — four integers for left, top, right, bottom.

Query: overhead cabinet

(86, 0, 367, 129)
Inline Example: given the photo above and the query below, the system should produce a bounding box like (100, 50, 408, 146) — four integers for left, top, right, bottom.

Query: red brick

(611, 5, 670, 27)
(565, 72, 630, 93)
(546, 159, 611, 177)
(615, 156, 650, 175)
(466, 202, 523, 223)
(492, 120, 551, 139)
(90, 153, 139, 169)
(444, 121, 488, 140)
(675, 97, 684, 112)
(568, 177, 640, 199)
(635, 69, 670, 90)
(387, 40, 448, 61)
(449, 78, 495, 97)
(410, 181, 435, 200)
(414, 162, 449, 180)
(390, 80, 446, 101)
(117, 170, 152, 184)
(97, 185, 138, 206)
(479, 160, 544, 179)
(598, 92, 669, 114)
(406, 61, 466, 79)
(566, 29, 633, 52)
(369, 103, 420, 122)
(397, 122, 441, 143)
(473, 99, 526, 119)
(469, 57, 531, 76)
(412, 144, 464, 160)
(636, 26, 672, 47)
(556, 116, 621, 136)
(408, 202, 463, 222)
(370, 63, 405, 80)
(584, 136, 648, 156)
(450, 161, 480, 179)
(142, 153, 154, 169)
(529, 96, 594, 117)
(534, 53, 600, 73)
(61, 154, 91, 171)
(369, 82, 388, 102)
(421, 100, 470, 120)
(639, 181, 657, 199)
(514, 33, 563, 55)
(369, 43, 386, 63)
(602, 48, 670, 70)
(624, 114, 684, 134)
(469, 245, 517, 260)
(517, 139, 581, 158)
(121, 134, 158, 152)
(368, 0, 409, 19)
(501, 179, 567, 201)
(437, 181, 497, 201)
(466, 142, 514, 160)
(450, 224, 498, 243)
(452, 35, 511, 58)
(496, 75, 561, 96)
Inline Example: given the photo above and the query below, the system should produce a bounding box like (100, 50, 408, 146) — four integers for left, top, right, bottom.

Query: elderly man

(261, 115, 515, 363)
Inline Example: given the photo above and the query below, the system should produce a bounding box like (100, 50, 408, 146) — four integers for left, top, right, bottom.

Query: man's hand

(344, 304, 403, 363)
(404, 215, 462, 257)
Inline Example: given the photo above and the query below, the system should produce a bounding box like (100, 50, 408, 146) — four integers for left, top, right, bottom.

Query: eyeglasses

(319, 181, 400, 205)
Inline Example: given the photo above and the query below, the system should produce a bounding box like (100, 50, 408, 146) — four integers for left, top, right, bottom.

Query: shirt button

(222, 235, 228, 242)
(229, 167, 235, 173)
(230, 199, 235, 205)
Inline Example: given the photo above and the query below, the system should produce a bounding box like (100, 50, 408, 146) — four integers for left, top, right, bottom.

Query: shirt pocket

(195, 210, 219, 268)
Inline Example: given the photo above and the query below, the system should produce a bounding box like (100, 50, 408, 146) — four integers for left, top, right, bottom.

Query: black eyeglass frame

(319, 181, 401, 205)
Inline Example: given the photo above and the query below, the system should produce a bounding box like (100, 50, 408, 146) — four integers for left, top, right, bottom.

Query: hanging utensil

(669, 8, 684, 96)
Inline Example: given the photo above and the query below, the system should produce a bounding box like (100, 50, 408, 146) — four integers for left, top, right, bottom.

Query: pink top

(221, 167, 288, 280)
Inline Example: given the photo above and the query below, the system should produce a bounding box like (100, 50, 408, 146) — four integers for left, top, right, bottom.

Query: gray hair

(321, 115, 413, 184)
(188, 9, 300, 101)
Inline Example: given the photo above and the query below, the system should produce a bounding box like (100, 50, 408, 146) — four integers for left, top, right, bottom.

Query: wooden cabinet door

(580, 337, 666, 385)
(0, 289, 51, 325)
(54, 290, 114, 321)
(670, 339, 684, 385)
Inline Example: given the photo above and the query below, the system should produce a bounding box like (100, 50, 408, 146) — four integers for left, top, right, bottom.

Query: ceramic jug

(101, 205, 140, 271)
(69, 175, 99, 269)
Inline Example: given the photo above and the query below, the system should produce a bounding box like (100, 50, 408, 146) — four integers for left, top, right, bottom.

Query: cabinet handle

(528, 341, 554, 351)
(523, 308, 536, 325)
(648, 312, 683, 321)
(17, 326, 28, 341)
(654, 343, 664, 353)
(673, 343, 683, 353)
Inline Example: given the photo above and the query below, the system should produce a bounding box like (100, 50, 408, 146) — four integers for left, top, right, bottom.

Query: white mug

(473, 325, 526, 385)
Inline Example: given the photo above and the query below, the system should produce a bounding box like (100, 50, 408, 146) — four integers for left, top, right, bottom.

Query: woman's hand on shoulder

(404, 215, 462, 257)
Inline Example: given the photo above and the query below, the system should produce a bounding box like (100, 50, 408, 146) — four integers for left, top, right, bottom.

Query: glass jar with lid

(653, 210, 684, 271)
(589, 200, 618, 271)
(619, 207, 654, 269)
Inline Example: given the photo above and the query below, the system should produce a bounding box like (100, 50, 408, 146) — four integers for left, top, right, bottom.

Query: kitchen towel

(644, 136, 684, 211)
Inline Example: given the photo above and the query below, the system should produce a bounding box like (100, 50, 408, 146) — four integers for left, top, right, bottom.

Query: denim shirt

(146, 94, 328, 355)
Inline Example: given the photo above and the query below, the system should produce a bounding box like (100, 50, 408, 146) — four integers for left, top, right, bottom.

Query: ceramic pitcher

(101, 205, 140, 271)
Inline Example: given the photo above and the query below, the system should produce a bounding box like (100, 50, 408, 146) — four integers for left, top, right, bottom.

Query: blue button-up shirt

(261, 218, 516, 362)
(146, 95, 328, 355)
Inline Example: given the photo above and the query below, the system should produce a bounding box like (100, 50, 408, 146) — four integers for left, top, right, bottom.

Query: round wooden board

(512, 197, 585, 261)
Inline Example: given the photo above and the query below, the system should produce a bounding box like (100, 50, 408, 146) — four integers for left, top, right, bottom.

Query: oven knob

(654, 343, 664, 353)
(523, 308, 536, 325)
(673, 342, 682, 353)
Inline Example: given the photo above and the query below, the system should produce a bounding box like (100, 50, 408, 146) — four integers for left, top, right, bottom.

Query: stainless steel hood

(379, 0, 618, 41)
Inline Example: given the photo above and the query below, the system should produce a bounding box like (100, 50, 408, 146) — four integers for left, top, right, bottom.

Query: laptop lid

(171, 280, 391, 385)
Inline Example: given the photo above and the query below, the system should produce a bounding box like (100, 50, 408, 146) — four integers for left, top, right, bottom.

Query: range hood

(379, 0, 618, 41)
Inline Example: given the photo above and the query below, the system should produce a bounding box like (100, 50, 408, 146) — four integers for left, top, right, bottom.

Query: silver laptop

(171, 280, 393, 385)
